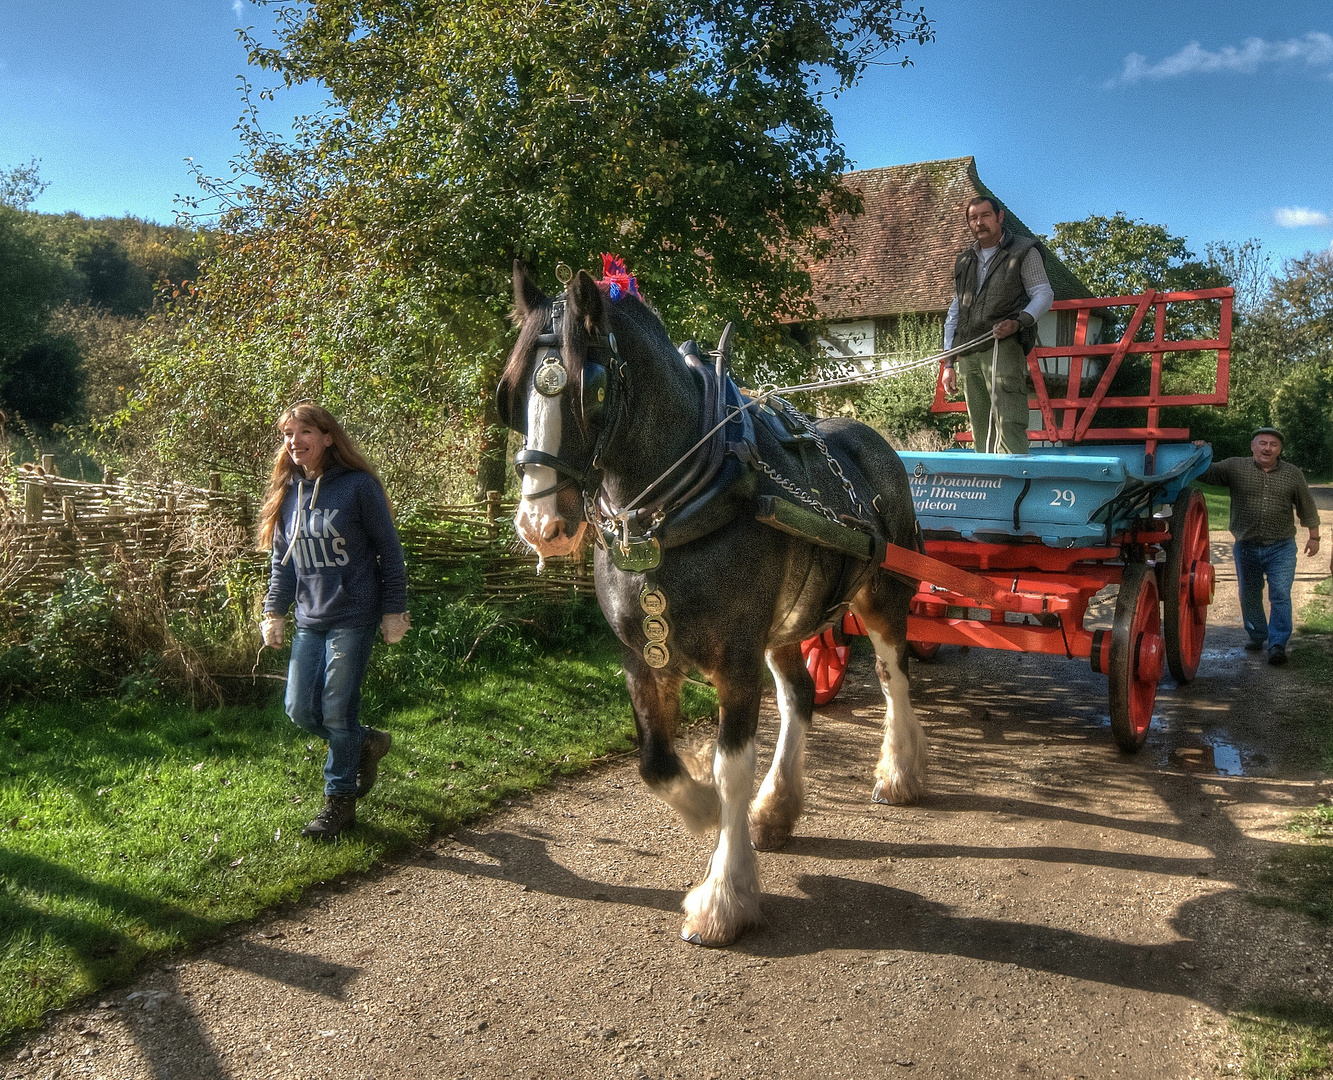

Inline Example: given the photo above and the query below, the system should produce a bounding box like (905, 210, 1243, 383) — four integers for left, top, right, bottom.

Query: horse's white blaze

(514, 381, 583, 557)
(681, 742, 762, 944)
(751, 654, 806, 839)
(866, 627, 926, 805)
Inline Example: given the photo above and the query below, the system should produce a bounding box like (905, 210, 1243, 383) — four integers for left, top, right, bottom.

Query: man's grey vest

(953, 232, 1042, 352)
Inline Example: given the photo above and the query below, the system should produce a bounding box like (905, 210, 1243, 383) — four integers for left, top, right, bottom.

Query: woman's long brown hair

(256, 403, 388, 551)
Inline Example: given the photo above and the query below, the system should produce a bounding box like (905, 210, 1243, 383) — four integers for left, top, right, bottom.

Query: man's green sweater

(1201, 457, 1319, 544)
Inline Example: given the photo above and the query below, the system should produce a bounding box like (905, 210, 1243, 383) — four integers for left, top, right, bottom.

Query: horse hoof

(871, 781, 891, 804)
(680, 928, 733, 948)
(750, 821, 794, 851)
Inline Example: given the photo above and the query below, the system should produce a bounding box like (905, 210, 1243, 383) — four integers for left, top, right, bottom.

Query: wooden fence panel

(1, 473, 592, 606)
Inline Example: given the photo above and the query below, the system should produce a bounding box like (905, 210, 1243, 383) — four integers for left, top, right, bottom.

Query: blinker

(582, 363, 609, 420)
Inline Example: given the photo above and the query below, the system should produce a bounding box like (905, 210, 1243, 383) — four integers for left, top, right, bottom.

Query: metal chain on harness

(748, 406, 867, 524)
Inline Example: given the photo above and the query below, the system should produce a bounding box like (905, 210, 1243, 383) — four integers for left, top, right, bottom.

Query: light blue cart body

(897, 443, 1213, 548)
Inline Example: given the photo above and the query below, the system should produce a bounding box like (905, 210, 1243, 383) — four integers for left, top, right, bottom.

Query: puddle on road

(1089, 713, 1250, 776)
(1154, 717, 1249, 776)
(1200, 645, 1252, 663)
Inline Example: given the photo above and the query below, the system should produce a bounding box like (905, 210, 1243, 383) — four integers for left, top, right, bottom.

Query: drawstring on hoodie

(279, 474, 323, 566)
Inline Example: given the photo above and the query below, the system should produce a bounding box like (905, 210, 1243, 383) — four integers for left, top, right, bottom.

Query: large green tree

(1046, 212, 1226, 299)
(115, 0, 933, 498)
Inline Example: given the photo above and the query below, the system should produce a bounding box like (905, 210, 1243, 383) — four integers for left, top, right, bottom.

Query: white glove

(381, 612, 411, 644)
(261, 614, 285, 648)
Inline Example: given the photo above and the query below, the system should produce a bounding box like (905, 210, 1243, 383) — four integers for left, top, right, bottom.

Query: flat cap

(1251, 427, 1284, 444)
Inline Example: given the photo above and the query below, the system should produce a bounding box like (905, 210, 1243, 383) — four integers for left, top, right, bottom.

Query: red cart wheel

(1108, 562, 1164, 752)
(909, 640, 941, 661)
(1162, 487, 1212, 683)
(802, 628, 850, 705)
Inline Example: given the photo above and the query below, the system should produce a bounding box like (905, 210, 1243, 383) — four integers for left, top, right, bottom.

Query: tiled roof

(807, 157, 1091, 320)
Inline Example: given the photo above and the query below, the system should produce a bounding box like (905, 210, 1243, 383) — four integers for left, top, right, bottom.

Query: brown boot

(301, 795, 357, 840)
(356, 728, 393, 798)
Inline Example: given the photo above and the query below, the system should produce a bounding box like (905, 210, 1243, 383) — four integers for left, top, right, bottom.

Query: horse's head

(496, 262, 622, 559)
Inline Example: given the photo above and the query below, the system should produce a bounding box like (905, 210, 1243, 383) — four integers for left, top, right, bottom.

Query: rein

(509, 293, 995, 565)
(612, 329, 998, 521)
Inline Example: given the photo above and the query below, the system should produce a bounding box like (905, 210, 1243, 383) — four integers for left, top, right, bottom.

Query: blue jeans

(1234, 539, 1298, 649)
(285, 624, 379, 796)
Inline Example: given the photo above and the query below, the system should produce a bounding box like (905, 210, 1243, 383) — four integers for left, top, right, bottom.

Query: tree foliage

(1046, 212, 1225, 299)
(112, 0, 933, 498)
(0, 159, 47, 211)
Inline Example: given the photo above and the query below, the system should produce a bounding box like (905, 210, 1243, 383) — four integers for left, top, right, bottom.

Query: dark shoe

(302, 795, 357, 840)
(1268, 645, 1288, 667)
(356, 728, 393, 798)
(1244, 639, 1265, 652)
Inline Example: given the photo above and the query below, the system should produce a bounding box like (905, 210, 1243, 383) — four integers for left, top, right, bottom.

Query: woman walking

(258, 403, 410, 840)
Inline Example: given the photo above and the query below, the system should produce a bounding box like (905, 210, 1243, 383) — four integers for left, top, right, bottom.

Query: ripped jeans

(285, 624, 378, 796)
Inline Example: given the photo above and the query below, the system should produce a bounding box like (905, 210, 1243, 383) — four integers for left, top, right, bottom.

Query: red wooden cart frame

(931, 288, 1233, 461)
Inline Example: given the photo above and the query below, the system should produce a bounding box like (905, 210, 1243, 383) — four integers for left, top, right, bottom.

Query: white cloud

(232, 0, 245, 19)
(1275, 207, 1333, 228)
(1110, 31, 1333, 85)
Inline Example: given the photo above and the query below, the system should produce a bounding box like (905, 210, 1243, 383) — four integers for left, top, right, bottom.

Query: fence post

(41, 454, 55, 476)
(486, 489, 501, 539)
(62, 497, 77, 527)
(24, 482, 43, 523)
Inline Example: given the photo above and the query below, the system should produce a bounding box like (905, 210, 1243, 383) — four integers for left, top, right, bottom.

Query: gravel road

(6, 524, 1332, 1080)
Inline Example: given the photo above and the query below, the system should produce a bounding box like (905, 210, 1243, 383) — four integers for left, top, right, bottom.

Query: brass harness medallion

(639, 585, 671, 668)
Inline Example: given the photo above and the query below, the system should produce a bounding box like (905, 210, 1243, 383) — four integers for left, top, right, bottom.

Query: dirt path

(8, 524, 1333, 1080)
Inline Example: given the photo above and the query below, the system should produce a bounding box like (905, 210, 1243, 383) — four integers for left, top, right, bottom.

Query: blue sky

(2, 0, 1330, 268)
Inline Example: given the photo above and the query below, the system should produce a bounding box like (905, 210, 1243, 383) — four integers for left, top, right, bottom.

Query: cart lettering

(1050, 488, 1075, 507)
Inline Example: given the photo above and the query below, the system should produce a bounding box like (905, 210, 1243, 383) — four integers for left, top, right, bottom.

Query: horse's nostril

(542, 518, 563, 541)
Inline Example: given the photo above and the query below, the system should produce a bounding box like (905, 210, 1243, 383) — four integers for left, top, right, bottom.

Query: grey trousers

(958, 336, 1029, 455)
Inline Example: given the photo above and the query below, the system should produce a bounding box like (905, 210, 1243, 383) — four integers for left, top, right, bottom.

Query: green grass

(1300, 578, 1333, 636)
(0, 636, 715, 1042)
(1197, 482, 1231, 531)
(1230, 997, 1333, 1079)
(1250, 805, 1333, 924)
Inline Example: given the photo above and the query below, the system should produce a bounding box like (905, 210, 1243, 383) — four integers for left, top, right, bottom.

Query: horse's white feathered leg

(656, 763, 721, 836)
(750, 647, 809, 850)
(681, 741, 763, 946)
(866, 627, 926, 805)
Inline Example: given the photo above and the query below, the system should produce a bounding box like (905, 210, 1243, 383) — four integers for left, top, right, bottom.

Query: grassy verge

(1230, 997, 1333, 1079)
(1197, 482, 1231, 531)
(0, 630, 715, 1043)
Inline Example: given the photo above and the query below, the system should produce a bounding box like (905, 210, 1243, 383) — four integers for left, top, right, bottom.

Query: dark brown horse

(496, 264, 924, 946)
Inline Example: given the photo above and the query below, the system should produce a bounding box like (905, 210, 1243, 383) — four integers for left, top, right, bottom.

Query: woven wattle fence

(0, 459, 591, 606)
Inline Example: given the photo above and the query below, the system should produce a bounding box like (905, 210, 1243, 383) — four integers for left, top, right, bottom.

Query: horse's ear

(569, 269, 604, 331)
(512, 260, 545, 322)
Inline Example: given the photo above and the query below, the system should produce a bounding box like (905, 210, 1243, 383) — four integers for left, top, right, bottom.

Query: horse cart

(800, 287, 1234, 752)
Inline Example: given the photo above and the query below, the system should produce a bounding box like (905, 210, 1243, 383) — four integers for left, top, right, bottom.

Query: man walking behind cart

(940, 196, 1054, 455)
(1198, 428, 1320, 666)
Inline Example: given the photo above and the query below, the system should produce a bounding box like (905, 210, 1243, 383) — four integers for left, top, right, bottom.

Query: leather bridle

(498, 294, 629, 502)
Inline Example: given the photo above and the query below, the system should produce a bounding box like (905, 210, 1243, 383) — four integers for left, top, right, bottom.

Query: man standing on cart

(940, 196, 1054, 455)
(1198, 427, 1320, 666)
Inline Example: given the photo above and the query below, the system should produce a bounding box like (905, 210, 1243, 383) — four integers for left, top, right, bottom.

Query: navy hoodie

(263, 464, 408, 630)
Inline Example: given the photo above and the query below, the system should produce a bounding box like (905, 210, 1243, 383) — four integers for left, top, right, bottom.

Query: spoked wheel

(1108, 562, 1164, 753)
(802, 627, 850, 705)
(1161, 487, 1213, 683)
(908, 640, 941, 661)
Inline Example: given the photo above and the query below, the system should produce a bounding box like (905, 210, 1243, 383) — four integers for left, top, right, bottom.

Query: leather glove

(381, 612, 411, 644)
(261, 614, 285, 649)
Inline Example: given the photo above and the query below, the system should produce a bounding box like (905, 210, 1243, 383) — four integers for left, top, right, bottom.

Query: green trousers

(958, 336, 1030, 455)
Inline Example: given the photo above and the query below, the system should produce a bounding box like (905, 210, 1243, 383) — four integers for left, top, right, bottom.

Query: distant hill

(0, 209, 205, 431)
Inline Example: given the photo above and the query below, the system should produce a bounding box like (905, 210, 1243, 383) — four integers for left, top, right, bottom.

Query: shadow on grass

(1230, 996, 1333, 1080)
